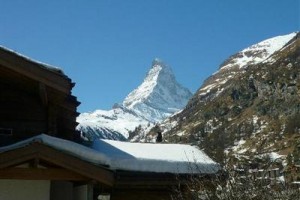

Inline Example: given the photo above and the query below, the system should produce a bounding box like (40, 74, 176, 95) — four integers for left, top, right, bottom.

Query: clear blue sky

(0, 0, 299, 112)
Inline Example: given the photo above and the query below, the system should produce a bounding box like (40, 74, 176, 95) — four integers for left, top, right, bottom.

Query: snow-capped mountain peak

(123, 58, 174, 107)
(123, 59, 192, 122)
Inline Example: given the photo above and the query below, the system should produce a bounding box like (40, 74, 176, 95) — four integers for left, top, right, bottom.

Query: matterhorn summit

(123, 58, 192, 122)
(77, 59, 192, 141)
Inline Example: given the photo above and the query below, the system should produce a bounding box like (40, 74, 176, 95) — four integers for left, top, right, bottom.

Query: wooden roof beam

(0, 168, 90, 181)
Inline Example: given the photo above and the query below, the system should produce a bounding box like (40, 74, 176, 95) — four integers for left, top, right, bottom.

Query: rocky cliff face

(77, 59, 192, 141)
(146, 32, 300, 165)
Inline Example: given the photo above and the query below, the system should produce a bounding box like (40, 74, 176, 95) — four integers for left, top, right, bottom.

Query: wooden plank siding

(0, 47, 80, 143)
(114, 171, 180, 189)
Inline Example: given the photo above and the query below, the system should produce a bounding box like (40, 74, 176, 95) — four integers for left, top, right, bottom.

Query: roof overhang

(0, 46, 72, 94)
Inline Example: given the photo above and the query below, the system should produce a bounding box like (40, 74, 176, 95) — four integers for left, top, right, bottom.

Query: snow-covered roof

(0, 134, 220, 174)
(0, 45, 64, 75)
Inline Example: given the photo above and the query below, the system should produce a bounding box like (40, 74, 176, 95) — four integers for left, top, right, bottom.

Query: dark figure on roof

(156, 131, 162, 143)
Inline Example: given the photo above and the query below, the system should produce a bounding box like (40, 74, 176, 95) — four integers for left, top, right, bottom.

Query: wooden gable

(0, 47, 80, 145)
(0, 141, 114, 186)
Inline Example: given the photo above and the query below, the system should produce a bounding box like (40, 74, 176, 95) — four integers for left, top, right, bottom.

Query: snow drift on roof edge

(0, 45, 64, 74)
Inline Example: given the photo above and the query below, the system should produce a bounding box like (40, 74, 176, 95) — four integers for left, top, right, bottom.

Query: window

(0, 128, 13, 136)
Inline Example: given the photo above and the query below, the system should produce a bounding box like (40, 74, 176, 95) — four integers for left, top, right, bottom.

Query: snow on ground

(175, 131, 186, 137)
(251, 118, 268, 137)
(198, 79, 228, 98)
(205, 118, 222, 134)
(252, 115, 258, 124)
(266, 152, 284, 162)
(0, 134, 220, 174)
(231, 139, 247, 154)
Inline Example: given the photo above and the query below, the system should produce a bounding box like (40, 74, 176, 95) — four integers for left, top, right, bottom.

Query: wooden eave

(0, 142, 114, 186)
(114, 170, 219, 189)
(0, 168, 89, 181)
(0, 47, 73, 94)
(114, 170, 189, 189)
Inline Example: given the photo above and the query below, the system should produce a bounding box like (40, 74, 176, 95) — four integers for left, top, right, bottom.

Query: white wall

(74, 184, 93, 200)
(0, 179, 50, 200)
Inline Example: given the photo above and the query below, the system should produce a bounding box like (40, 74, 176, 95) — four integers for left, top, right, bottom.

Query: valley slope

(145, 32, 300, 166)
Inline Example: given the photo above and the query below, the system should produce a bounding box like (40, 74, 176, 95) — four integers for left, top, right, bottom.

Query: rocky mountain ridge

(143, 32, 300, 167)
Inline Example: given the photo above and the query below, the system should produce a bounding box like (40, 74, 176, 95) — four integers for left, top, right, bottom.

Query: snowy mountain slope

(196, 32, 297, 101)
(220, 32, 297, 71)
(77, 105, 149, 140)
(77, 59, 192, 141)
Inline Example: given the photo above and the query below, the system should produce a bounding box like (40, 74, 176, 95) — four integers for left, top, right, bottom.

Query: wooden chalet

(0, 134, 220, 200)
(0, 47, 220, 200)
(0, 46, 80, 145)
